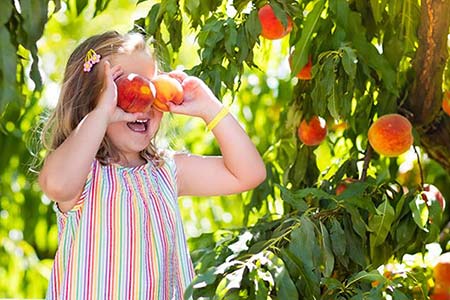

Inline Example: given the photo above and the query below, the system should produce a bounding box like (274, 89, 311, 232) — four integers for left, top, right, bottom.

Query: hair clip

(83, 49, 101, 72)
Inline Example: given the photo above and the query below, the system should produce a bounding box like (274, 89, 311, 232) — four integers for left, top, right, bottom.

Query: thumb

(167, 102, 188, 115)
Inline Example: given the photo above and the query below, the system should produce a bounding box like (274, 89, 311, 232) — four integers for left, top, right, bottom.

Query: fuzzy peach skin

(297, 115, 327, 146)
(442, 90, 450, 116)
(151, 74, 184, 112)
(258, 4, 292, 40)
(368, 114, 413, 157)
(116, 73, 155, 113)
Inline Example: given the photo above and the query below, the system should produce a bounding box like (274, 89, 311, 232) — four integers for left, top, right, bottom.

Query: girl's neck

(115, 153, 147, 168)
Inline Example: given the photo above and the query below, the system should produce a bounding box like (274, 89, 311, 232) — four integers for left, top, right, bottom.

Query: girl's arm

(168, 73, 266, 196)
(39, 62, 142, 211)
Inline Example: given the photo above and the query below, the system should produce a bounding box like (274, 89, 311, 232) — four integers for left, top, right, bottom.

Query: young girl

(39, 31, 266, 299)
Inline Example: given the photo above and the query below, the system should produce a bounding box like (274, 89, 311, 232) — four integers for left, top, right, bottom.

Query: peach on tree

(258, 4, 292, 40)
(368, 114, 413, 157)
(297, 116, 327, 146)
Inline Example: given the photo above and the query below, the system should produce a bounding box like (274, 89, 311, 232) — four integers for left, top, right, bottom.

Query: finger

(112, 69, 124, 81)
(168, 70, 188, 83)
(111, 65, 124, 80)
(104, 61, 116, 83)
(101, 61, 113, 89)
(181, 76, 201, 89)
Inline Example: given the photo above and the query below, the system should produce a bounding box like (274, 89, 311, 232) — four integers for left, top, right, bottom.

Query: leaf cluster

(187, 177, 443, 299)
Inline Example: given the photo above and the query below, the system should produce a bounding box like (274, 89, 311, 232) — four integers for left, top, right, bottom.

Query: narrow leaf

(368, 199, 395, 247)
(291, 0, 325, 76)
(319, 222, 335, 277)
(409, 194, 429, 230)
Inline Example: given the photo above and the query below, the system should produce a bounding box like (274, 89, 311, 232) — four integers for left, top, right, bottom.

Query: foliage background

(0, 0, 450, 298)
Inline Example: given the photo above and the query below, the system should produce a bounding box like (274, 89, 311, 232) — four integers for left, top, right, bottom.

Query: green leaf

(236, 26, 249, 64)
(0, 28, 18, 111)
(394, 193, 408, 220)
(368, 199, 395, 248)
(329, 218, 346, 257)
(198, 18, 224, 49)
(268, 253, 299, 300)
(291, 0, 325, 76)
(341, 46, 357, 79)
(183, 0, 201, 27)
(94, 0, 112, 16)
(281, 248, 319, 299)
(322, 277, 343, 290)
(288, 145, 309, 186)
(347, 270, 384, 286)
(244, 9, 261, 48)
(394, 217, 416, 250)
(224, 18, 237, 56)
(369, 0, 382, 23)
(269, 1, 289, 28)
(278, 185, 309, 212)
(312, 55, 337, 117)
(426, 192, 444, 225)
(294, 187, 335, 201)
(342, 204, 368, 239)
(319, 222, 335, 277)
(409, 194, 429, 230)
(75, 0, 89, 15)
(146, 4, 161, 36)
(289, 216, 321, 296)
(184, 267, 218, 299)
(327, 77, 339, 120)
(392, 289, 410, 300)
(233, 0, 252, 12)
(343, 217, 367, 267)
(0, 1, 13, 25)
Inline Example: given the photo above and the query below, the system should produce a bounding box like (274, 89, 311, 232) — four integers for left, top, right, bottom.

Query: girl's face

(106, 50, 163, 164)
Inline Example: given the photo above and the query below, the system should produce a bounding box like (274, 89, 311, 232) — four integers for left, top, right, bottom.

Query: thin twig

(360, 145, 372, 182)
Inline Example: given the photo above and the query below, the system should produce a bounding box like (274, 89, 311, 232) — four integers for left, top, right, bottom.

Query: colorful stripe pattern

(46, 158, 194, 299)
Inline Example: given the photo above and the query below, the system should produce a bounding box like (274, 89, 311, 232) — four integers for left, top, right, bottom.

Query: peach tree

(1, 0, 450, 298)
(132, 0, 450, 298)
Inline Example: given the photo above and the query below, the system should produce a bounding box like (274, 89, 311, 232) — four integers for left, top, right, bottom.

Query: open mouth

(127, 119, 149, 133)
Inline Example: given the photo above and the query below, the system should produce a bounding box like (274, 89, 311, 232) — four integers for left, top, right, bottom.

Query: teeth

(136, 119, 148, 123)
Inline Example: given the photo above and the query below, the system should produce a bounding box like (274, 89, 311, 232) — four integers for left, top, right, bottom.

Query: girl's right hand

(95, 61, 147, 124)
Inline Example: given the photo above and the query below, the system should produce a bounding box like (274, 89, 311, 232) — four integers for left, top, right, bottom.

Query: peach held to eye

(116, 73, 156, 113)
(151, 74, 184, 112)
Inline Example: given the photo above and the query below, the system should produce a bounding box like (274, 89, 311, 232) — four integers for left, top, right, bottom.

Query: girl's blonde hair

(41, 31, 163, 166)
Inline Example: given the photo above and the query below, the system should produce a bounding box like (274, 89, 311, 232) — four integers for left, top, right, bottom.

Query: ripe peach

(151, 74, 184, 112)
(430, 293, 450, 300)
(258, 4, 293, 40)
(336, 178, 357, 196)
(289, 55, 313, 80)
(442, 90, 450, 116)
(116, 73, 156, 113)
(422, 184, 446, 210)
(297, 116, 327, 146)
(368, 114, 413, 157)
(433, 252, 450, 293)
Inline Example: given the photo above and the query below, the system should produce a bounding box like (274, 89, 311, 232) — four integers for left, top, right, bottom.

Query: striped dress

(46, 157, 195, 300)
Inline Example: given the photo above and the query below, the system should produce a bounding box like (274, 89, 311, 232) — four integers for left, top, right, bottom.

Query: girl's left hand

(166, 71, 223, 122)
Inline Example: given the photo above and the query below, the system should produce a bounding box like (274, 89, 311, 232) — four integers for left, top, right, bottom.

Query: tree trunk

(406, 0, 450, 173)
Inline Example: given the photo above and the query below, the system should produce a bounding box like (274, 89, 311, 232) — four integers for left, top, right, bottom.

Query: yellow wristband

(206, 106, 229, 131)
